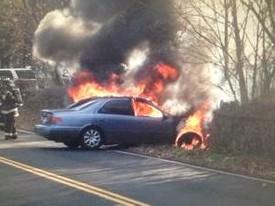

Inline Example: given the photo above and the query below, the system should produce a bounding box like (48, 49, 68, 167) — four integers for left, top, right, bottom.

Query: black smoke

(33, 0, 215, 113)
(34, 0, 177, 80)
(71, 0, 134, 22)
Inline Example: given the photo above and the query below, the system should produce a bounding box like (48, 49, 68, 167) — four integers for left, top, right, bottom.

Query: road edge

(114, 150, 275, 185)
(19, 129, 275, 185)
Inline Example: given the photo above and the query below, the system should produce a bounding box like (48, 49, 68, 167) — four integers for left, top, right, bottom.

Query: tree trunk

(223, 0, 237, 101)
(251, 21, 261, 99)
(231, 0, 249, 104)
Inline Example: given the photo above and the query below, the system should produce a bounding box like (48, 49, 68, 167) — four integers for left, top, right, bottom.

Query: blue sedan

(35, 96, 178, 149)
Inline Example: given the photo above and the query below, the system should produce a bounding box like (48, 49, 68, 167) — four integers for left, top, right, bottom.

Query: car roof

(80, 96, 151, 102)
(67, 96, 132, 109)
(68, 95, 168, 114)
(73, 96, 156, 105)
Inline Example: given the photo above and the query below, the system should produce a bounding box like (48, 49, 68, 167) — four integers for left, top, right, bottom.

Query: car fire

(67, 63, 211, 150)
(67, 63, 179, 104)
(33, 0, 214, 150)
(175, 104, 210, 150)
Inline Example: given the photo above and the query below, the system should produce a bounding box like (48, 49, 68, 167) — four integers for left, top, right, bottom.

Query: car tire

(64, 141, 80, 149)
(80, 127, 103, 150)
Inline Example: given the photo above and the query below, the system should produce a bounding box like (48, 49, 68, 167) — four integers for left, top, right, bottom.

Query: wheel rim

(83, 129, 101, 148)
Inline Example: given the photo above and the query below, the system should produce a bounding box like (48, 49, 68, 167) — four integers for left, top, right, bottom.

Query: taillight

(41, 112, 62, 124)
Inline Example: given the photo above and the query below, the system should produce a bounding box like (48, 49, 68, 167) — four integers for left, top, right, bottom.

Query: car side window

(133, 100, 163, 118)
(99, 99, 134, 116)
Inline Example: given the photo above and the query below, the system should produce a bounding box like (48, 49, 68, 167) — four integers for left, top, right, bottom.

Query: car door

(97, 99, 141, 144)
(132, 99, 174, 144)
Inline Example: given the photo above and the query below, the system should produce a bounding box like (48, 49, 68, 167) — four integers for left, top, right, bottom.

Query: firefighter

(0, 79, 23, 140)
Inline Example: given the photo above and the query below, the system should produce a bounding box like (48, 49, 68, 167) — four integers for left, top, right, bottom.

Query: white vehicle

(0, 67, 38, 94)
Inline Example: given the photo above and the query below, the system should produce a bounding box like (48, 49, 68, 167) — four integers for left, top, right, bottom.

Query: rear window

(72, 100, 98, 111)
(67, 98, 95, 109)
(0, 70, 13, 79)
(15, 70, 36, 79)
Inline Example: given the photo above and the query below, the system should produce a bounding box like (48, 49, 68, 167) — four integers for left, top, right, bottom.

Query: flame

(181, 137, 201, 151)
(68, 63, 179, 104)
(67, 71, 122, 102)
(133, 100, 163, 118)
(175, 103, 210, 150)
(67, 63, 210, 150)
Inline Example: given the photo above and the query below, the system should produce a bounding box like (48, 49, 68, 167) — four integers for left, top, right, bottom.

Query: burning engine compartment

(33, 0, 214, 150)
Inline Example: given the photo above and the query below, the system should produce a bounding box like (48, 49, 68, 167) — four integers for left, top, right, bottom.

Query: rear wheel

(80, 127, 103, 149)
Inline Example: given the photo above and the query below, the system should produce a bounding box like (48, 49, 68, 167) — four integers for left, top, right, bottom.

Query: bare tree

(241, 0, 275, 45)
(231, 0, 249, 103)
(174, 0, 275, 104)
(240, 0, 275, 98)
(0, 0, 69, 67)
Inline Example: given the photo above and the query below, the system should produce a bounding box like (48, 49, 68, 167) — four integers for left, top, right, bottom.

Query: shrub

(210, 100, 275, 157)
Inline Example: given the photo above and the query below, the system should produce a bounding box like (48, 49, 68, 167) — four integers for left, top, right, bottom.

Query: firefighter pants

(3, 113, 17, 138)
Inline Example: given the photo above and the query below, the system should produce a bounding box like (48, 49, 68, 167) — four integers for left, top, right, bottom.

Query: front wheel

(80, 127, 103, 149)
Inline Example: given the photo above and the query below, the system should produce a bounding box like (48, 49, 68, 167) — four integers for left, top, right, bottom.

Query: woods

(174, 0, 275, 104)
(0, 0, 69, 67)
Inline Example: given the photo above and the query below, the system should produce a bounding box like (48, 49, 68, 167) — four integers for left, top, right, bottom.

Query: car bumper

(34, 124, 80, 143)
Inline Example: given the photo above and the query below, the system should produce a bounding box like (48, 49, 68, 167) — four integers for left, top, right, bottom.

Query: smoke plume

(34, 0, 175, 71)
(33, 0, 214, 112)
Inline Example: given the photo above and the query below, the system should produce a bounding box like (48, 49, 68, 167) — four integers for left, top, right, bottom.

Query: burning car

(35, 96, 180, 149)
(32, 0, 213, 151)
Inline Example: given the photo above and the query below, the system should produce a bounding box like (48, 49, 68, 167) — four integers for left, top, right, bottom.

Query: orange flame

(133, 100, 163, 118)
(67, 71, 121, 102)
(175, 103, 210, 150)
(68, 63, 179, 104)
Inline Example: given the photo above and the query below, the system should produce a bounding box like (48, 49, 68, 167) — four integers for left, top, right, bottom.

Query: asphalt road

(0, 131, 274, 206)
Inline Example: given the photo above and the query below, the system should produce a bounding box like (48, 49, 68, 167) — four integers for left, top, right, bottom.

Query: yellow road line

(0, 156, 150, 206)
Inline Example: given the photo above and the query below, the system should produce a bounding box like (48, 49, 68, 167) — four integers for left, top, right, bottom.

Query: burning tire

(80, 127, 103, 149)
(176, 132, 203, 150)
